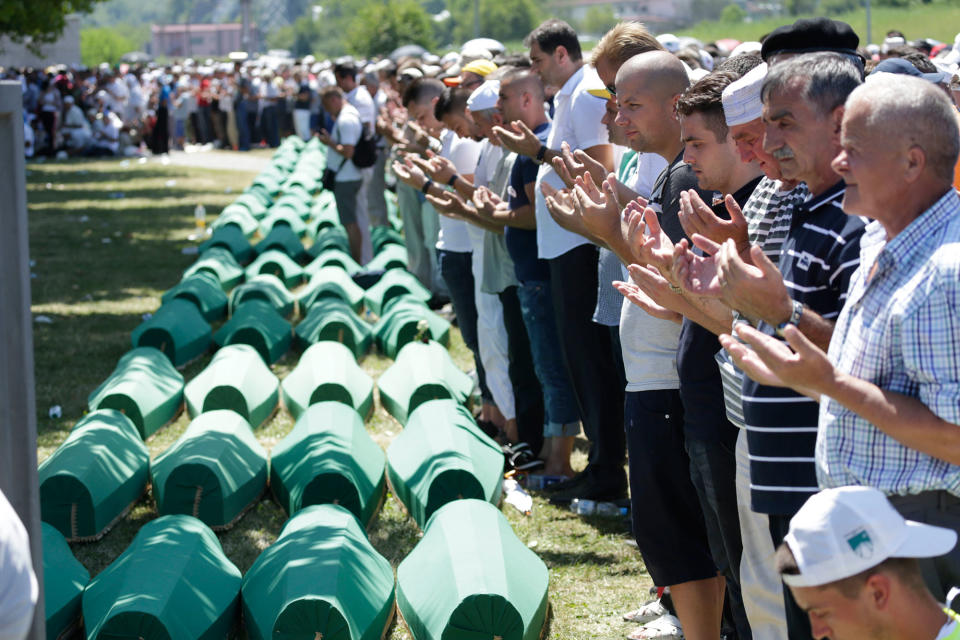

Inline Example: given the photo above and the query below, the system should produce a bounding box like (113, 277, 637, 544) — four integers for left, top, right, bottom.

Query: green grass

(678, 1, 960, 45)
(28, 157, 653, 639)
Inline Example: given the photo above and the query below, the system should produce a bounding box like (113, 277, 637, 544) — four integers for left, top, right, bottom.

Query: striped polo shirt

(741, 181, 866, 515)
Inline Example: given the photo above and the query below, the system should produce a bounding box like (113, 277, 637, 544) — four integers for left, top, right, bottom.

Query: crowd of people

(8, 15, 960, 640)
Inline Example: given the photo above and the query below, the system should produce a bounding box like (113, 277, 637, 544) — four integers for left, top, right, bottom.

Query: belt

(888, 490, 960, 511)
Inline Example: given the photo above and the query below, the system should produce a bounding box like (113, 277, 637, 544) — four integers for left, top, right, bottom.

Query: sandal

(626, 614, 684, 640)
(623, 599, 668, 624)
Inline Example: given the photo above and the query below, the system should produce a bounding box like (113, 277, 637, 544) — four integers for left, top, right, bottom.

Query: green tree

(719, 3, 747, 22)
(449, 0, 541, 44)
(80, 26, 137, 67)
(346, 0, 435, 57)
(1, 0, 111, 52)
(580, 6, 617, 36)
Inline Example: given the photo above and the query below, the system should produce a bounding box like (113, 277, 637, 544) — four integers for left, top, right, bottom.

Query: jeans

(261, 104, 280, 148)
(517, 280, 579, 436)
(549, 244, 625, 480)
(236, 101, 250, 151)
(438, 249, 488, 401)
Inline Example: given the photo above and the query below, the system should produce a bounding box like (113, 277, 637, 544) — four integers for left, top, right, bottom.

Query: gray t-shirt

(481, 147, 520, 293)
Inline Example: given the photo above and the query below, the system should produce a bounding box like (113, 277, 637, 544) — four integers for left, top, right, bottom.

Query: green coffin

(152, 411, 267, 528)
(242, 504, 395, 640)
(259, 209, 308, 238)
(270, 402, 386, 525)
(370, 226, 404, 255)
(309, 227, 351, 257)
(281, 342, 374, 419)
(131, 299, 212, 368)
(306, 249, 361, 277)
(229, 273, 296, 319)
(82, 515, 242, 640)
(299, 266, 366, 314)
(256, 225, 308, 262)
(363, 269, 432, 316)
(214, 299, 292, 365)
(198, 225, 254, 264)
(273, 192, 312, 219)
(373, 296, 451, 359)
(377, 341, 473, 424)
(294, 298, 373, 359)
(245, 249, 305, 289)
(185, 344, 280, 428)
(386, 400, 503, 528)
(41, 522, 89, 640)
(161, 271, 228, 323)
(363, 244, 408, 272)
(232, 192, 270, 219)
(308, 204, 342, 236)
(39, 409, 149, 540)
(396, 500, 549, 640)
(87, 347, 184, 439)
(184, 246, 244, 291)
(211, 205, 260, 237)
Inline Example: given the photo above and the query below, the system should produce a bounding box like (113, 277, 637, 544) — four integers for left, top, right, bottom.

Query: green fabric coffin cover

(370, 226, 404, 255)
(151, 410, 267, 528)
(363, 269, 432, 316)
(232, 192, 270, 219)
(308, 202, 342, 235)
(256, 225, 308, 262)
(131, 299, 212, 368)
(270, 402, 385, 525)
(377, 341, 473, 424)
(82, 515, 242, 640)
(229, 273, 297, 319)
(363, 244, 408, 272)
(282, 174, 318, 197)
(309, 227, 351, 257)
(272, 192, 312, 219)
(396, 500, 549, 640)
(245, 249, 305, 289)
(386, 400, 503, 528)
(299, 267, 366, 314)
(184, 246, 244, 291)
(214, 299, 292, 365)
(185, 344, 280, 428)
(294, 297, 373, 359)
(198, 225, 254, 264)
(242, 504, 395, 640)
(306, 249, 362, 277)
(373, 296, 451, 359)
(259, 209, 308, 238)
(41, 522, 89, 640)
(281, 342, 374, 419)
(211, 205, 260, 237)
(39, 409, 149, 540)
(88, 347, 184, 439)
(161, 271, 229, 323)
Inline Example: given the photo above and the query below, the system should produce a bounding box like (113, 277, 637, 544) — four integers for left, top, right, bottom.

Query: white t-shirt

(436, 129, 481, 252)
(534, 65, 610, 259)
(328, 103, 362, 183)
(346, 84, 376, 129)
(0, 490, 37, 640)
(618, 152, 682, 391)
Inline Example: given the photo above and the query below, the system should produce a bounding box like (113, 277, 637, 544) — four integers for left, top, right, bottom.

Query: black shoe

(548, 475, 628, 505)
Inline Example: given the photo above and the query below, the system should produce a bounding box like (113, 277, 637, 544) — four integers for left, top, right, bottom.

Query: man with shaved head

(723, 73, 960, 607)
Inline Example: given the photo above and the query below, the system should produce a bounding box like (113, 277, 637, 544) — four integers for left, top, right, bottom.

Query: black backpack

(352, 129, 379, 168)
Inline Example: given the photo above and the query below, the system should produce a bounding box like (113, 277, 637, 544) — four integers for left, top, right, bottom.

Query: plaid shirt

(818, 188, 960, 496)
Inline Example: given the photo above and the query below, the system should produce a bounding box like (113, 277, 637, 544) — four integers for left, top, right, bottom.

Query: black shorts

(625, 389, 717, 586)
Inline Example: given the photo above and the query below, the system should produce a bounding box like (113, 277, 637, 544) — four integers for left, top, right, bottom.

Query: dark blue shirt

(741, 181, 865, 515)
(506, 122, 550, 283)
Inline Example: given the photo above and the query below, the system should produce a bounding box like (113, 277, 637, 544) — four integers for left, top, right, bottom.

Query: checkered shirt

(818, 188, 960, 496)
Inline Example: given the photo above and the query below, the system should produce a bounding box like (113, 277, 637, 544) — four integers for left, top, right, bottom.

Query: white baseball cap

(783, 486, 957, 588)
(466, 80, 500, 112)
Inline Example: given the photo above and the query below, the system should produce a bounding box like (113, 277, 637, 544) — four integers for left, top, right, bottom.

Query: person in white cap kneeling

(777, 486, 960, 640)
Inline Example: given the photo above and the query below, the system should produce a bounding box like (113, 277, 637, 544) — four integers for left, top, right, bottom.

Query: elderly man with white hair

(723, 73, 960, 606)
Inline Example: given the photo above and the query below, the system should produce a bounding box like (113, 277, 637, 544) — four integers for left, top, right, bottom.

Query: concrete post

(0, 80, 46, 640)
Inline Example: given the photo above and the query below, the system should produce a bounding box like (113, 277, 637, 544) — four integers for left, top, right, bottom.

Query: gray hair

(762, 52, 862, 117)
(849, 74, 960, 183)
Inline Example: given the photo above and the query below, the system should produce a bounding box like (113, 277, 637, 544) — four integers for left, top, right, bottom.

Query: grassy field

(678, 1, 960, 45)
(27, 156, 653, 639)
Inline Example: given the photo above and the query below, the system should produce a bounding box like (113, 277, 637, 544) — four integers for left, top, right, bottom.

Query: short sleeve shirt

(507, 122, 551, 282)
(436, 130, 481, 253)
(328, 103, 362, 182)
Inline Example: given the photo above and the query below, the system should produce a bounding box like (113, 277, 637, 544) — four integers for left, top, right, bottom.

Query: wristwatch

(447, 174, 459, 187)
(775, 300, 804, 337)
(535, 144, 548, 164)
(421, 179, 433, 194)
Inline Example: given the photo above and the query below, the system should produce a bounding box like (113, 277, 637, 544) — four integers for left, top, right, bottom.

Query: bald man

(723, 72, 960, 606)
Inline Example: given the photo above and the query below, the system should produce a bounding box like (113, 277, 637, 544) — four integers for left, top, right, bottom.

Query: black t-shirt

(506, 122, 550, 283)
(676, 175, 761, 446)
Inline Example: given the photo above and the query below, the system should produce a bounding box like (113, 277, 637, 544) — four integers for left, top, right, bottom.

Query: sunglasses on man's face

(605, 84, 616, 97)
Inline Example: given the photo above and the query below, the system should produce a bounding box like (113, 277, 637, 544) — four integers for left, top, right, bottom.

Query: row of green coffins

(42, 341, 479, 539)
(48, 499, 547, 640)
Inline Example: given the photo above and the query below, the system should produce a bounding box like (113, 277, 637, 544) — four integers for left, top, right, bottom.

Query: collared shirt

(508, 122, 551, 282)
(533, 65, 610, 259)
(818, 188, 960, 496)
(742, 181, 865, 515)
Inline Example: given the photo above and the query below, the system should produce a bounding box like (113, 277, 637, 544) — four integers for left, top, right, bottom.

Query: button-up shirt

(818, 188, 960, 496)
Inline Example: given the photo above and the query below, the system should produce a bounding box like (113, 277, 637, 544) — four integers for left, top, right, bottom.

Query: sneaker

(626, 614, 684, 640)
(623, 599, 668, 624)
